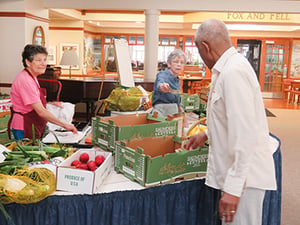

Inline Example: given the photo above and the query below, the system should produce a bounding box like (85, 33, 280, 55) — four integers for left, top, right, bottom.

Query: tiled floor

(264, 98, 300, 110)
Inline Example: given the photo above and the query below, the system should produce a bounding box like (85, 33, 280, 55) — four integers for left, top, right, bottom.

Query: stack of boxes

(181, 94, 201, 113)
(91, 111, 208, 187)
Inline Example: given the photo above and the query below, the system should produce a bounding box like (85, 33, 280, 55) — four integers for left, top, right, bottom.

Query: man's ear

(202, 41, 210, 53)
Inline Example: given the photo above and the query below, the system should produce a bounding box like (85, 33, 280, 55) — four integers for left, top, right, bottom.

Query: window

(290, 40, 300, 78)
(184, 37, 204, 66)
(32, 26, 45, 46)
(158, 36, 178, 63)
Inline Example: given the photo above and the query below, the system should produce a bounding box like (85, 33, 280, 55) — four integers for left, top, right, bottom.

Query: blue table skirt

(1, 134, 281, 225)
(1, 179, 221, 225)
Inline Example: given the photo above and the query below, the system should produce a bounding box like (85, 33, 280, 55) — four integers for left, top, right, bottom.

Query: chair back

(38, 78, 62, 102)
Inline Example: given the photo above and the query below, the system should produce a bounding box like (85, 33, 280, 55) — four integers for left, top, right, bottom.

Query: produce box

(0, 96, 11, 145)
(0, 97, 11, 113)
(114, 136, 208, 187)
(56, 149, 112, 194)
(28, 157, 65, 177)
(0, 144, 10, 163)
(0, 113, 10, 131)
(0, 113, 11, 144)
(181, 94, 200, 112)
(92, 112, 179, 152)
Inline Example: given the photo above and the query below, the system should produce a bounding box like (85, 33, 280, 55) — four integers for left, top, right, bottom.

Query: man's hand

(218, 192, 240, 224)
(185, 132, 208, 150)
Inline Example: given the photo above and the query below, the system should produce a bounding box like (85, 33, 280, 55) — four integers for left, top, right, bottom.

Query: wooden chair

(38, 78, 62, 102)
(289, 80, 300, 104)
(282, 79, 292, 101)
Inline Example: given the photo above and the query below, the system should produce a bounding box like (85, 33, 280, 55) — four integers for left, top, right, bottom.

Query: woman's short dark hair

(22, 44, 48, 67)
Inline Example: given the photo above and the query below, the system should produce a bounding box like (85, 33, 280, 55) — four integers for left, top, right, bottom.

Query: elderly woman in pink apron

(8, 44, 77, 140)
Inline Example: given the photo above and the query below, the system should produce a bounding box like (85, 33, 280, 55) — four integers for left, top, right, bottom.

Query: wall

(49, 21, 84, 75)
(0, 0, 48, 94)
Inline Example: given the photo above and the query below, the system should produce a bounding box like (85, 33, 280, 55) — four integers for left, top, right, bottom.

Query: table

(0, 134, 282, 225)
(1, 179, 221, 225)
(289, 80, 300, 104)
(58, 78, 154, 121)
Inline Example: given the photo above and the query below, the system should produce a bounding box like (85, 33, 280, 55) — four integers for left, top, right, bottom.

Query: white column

(144, 9, 160, 82)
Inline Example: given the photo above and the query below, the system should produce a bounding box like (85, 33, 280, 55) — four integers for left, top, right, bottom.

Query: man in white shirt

(186, 19, 278, 225)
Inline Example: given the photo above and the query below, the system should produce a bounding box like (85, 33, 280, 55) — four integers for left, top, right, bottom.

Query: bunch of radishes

(71, 153, 105, 171)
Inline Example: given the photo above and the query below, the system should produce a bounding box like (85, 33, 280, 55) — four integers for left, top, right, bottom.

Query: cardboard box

(181, 94, 200, 112)
(114, 136, 208, 187)
(0, 114, 11, 144)
(28, 157, 65, 177)
(0, 98, 11, 113)
(56, 150, 112, 194)
(0, 98, 11, 144)
(92, 112, 179, 152)
(0, 144, 10, 163)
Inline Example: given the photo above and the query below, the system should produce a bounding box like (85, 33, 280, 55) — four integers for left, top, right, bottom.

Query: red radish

(87, 161, 98, 171)
(95, 155, 105, 166)
(78, 163, 88, 170)
(80, 153, 89, 163)
(71, 160, 81, 167)
(75, 163, 82, 169)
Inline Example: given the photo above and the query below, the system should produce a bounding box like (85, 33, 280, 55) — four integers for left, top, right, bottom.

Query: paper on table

(42, 127, 91, 144)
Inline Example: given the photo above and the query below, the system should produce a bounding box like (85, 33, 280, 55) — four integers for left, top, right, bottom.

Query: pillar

(143, 9, 160, 82)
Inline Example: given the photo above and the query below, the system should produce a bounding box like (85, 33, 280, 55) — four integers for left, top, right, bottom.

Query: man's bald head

(195, 19, 231, 47)
(194, 19, 232, 69)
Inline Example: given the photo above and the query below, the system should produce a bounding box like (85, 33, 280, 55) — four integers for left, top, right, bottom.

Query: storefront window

(290, 40, 300, 78)
(84, 37, 102, 73)
(104, 35, 111, 43)
(157, 37, 178, 66)
(185, 37, 193, 46)
(137, 36, 144, 44)
(129, 36, 136, 44)
(184, 37, 203, 65)
(162, 37, 169, 45)
(170, 37, 177, 45)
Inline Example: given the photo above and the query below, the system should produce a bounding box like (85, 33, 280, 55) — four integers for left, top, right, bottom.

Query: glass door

(237, 39, 261, 80)
(260, 40, 289, 98)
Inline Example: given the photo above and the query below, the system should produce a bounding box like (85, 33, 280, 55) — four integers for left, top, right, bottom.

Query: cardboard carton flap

(122, 136, 178, 158)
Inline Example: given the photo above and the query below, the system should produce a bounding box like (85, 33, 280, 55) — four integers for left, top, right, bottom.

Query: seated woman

(152, 49, 186, 117)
